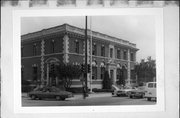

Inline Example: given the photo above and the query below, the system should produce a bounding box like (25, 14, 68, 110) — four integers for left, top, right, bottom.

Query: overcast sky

(21, 16, 156, 62)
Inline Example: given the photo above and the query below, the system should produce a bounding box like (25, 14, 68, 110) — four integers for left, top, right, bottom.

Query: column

(40, 39, 45, 84)
(63, 35, 69, 63)
(127, 49, 131, 86)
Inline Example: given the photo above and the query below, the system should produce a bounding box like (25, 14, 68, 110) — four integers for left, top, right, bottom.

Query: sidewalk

(22, 92, 112, 100)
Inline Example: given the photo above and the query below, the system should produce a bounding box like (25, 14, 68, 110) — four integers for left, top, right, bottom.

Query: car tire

(31, 95, 36, 100)
(130, 95, 133, 98)
(147, 97, 151, 101)
(56, 96, 61, 100)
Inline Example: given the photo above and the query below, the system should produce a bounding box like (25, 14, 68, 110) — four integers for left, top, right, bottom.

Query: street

(22, 93, 156, 106)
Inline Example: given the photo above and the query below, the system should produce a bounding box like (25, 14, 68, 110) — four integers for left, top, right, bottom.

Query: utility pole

(84, 16, 88, 99)
(90, 16, 93, 93)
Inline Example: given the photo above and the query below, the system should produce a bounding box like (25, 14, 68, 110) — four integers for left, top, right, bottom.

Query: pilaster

(40, 39, 45, 83)
(63, 35, 69, 63)
(127, 49, 131, 86)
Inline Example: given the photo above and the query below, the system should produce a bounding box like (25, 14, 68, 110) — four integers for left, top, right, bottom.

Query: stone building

(21, 23, 138, 89)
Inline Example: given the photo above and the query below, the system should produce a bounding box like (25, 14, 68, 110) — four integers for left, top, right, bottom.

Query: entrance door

(49, 63, 57, 86)
(110, 70, 114, 82)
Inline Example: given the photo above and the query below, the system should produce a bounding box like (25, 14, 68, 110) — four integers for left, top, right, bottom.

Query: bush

(66, 87, 84, 93)
(92, 88, 113, 92)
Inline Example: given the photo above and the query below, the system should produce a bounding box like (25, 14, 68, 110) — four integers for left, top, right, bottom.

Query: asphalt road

(22, 94, 156, 106)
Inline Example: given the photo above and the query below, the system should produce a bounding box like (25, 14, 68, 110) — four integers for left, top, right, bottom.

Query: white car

(112, 85, 134, 97)
(144, 82, 156, 101)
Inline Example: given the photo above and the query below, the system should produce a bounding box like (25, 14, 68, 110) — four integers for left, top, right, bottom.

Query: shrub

(66, 87, 84, 93)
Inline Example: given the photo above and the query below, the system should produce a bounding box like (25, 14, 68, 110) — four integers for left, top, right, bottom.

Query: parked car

(28, 86, 73, 101)
(112, 85, 135, 97)
(144, 82, 156, 101)
(127, 88, 145, 98)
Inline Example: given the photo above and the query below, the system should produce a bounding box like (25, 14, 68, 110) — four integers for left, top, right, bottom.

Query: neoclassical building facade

(21, 23, 138, 89)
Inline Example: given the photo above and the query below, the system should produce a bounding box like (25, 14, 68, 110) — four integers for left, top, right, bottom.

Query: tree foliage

(55, 63, 82, 89)
(102, 71, 112, 89)
(134, 56, 156, 85)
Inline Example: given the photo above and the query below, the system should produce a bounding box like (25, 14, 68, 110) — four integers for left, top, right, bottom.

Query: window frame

(33, 43, 37, 56)
(75, 40, 79, 54)
(110, 48, 113, 58)
(101, 45, 105, 57)
(51, 40, 55, 53)
(92, 43, 97, 56)
(117, 49, 121, 59)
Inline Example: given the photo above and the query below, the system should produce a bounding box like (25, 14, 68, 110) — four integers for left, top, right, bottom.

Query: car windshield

(112, 85, 120, 90)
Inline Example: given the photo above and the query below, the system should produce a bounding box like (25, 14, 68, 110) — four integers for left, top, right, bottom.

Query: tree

(102, 71, 112, 89)
(55, 63, 82, 89)
(134, 56, 156, 85)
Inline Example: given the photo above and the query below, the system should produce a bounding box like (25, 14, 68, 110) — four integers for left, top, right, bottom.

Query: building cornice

(21, 23, 138, 50)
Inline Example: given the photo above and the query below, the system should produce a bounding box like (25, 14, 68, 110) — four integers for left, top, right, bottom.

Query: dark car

(127, 87, 145, 98)
(28, 86, 73, 101)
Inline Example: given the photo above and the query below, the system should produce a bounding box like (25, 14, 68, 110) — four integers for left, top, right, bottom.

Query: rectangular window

(33, 44, 37, 56)
(51, 40, 55, 53)
(32, 66, 38, 81)
(92, 44, 97, 55)
(117, 49, 121, 59)
(110, 48, 113, 58)
(75, 41, 79, 53)
(123, 51, 127, 60)
(130, 52, 134, 61)
(92, 67, 97, 80)
(101, 45, 105, 57)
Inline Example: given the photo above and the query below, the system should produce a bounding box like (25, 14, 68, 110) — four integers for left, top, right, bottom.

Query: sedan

(112, 85, 135, 97)
(28, 86, 73, 101)
(127, 88, 145, 98)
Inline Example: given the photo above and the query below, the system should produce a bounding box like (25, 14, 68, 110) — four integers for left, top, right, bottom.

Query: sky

(21, 16, 156, 62)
